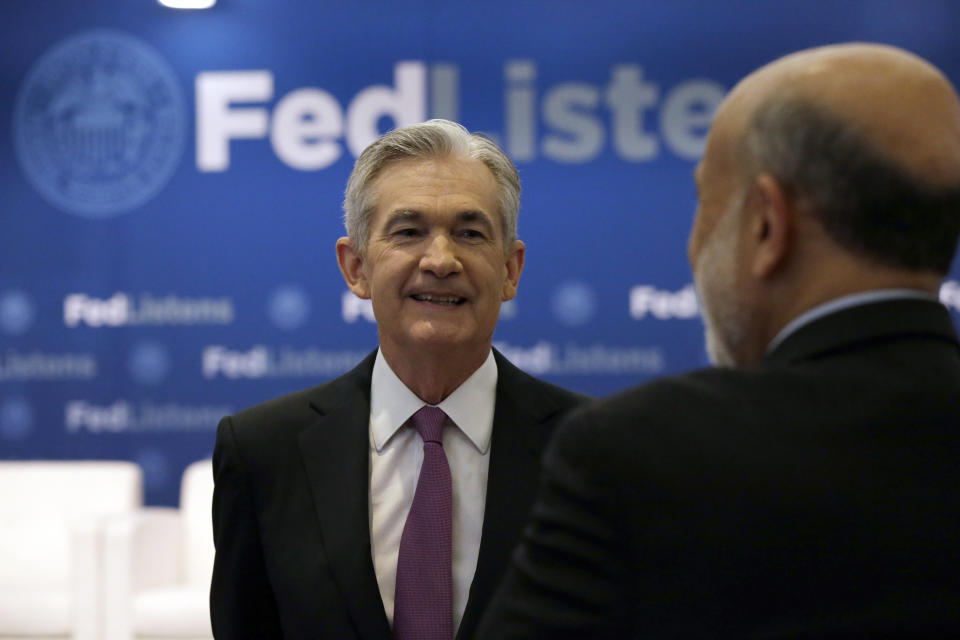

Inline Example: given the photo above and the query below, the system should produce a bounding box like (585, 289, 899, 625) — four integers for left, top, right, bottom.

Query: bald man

(476, 44, 960, 638)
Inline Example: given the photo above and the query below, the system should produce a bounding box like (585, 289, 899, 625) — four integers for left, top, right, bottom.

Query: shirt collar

(766, 288, 939, 354)
(370, 348, 498, 454)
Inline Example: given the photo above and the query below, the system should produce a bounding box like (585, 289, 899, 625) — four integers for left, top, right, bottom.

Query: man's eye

(460, 229, 485, 240)
(394, 228, 420, 237)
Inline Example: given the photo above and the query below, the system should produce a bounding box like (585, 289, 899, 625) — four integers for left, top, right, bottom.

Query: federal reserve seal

(13, 30, 185, 218)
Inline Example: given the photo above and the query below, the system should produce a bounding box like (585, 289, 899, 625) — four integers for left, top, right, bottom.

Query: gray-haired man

(210, 119, 586, 639)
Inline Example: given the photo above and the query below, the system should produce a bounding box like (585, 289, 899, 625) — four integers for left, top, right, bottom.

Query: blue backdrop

(4, 0, 960, 504)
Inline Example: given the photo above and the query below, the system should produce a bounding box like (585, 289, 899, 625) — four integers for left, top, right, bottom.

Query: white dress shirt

(368, 349, 497, 634)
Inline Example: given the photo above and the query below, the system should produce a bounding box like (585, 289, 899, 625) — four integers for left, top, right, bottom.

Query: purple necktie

(393, 405, 453, 640)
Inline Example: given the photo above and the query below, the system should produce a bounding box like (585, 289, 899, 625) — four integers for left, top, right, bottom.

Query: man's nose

(419, 234, 462, 277)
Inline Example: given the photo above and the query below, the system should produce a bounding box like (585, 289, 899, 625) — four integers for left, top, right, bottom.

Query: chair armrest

(71, 516, 101, 640)
(103, 507, 180, 640)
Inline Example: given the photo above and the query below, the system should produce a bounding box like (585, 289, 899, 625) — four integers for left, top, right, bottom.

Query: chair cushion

(0, 519, 72, 588)
(0, 461, 142, 588)
(133, 586, 212, 637)
(0, 589, 71, 634)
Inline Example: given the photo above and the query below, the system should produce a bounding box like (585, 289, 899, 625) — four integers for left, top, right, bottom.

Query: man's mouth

(411, 293, 467, 306)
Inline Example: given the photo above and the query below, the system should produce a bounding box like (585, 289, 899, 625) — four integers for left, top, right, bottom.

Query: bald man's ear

(748, 174, 792, 278)
(336, 237, 371, 299)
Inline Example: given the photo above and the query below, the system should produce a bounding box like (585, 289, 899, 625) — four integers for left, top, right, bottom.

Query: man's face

(689, 109, 750, 367)
(691, 190, 747, 367)
(345, 155, 523, 358)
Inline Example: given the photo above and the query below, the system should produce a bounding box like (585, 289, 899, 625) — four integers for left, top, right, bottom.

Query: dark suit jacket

(210, 348, 586, 639)
(477, 298, 960, 638)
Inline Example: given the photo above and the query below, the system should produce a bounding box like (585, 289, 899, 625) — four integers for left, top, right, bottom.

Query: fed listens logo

(16, 31, 721, 215)
(14, 30, 185, 218)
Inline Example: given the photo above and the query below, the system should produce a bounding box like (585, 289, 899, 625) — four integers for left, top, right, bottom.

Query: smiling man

(209, 119, 586, 640)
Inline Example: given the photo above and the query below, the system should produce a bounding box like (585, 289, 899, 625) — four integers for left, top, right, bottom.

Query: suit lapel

(297, 352, 392, 640)
(457, 351, 562, 638)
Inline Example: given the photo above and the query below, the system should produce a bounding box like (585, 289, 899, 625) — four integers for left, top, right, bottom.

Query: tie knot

(410, 405, 447, 444)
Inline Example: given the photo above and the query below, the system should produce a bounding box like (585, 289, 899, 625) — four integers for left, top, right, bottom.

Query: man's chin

(404, 325, 479, 351)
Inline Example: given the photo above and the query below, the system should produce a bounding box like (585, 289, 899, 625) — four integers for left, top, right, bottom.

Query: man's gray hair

(740, 95, 960, 272)
(342, 119, 520, 255)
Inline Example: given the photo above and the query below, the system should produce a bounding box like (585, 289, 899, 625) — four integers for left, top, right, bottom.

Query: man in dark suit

(477, 43, 960, 638)
(210, 119, 585, 639)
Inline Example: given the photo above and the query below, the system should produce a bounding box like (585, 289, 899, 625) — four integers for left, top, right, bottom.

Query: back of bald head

(735, 43, 960, 273)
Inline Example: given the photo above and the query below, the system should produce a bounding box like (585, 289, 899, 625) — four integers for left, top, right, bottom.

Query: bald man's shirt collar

(368, 348, 497, 634)
(766, 288, 939, 354)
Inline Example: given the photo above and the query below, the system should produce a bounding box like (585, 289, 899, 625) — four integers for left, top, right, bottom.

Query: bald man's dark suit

(478, 298, 960, 638)
(209, 348, 585, 639)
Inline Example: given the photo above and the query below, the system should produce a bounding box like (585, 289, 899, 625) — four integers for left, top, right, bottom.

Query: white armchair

(0, 460, 143, 640)
(104, 459, 214, 640)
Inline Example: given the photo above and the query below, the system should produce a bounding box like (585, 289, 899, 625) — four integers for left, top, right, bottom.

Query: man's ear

(501, 240, 526, 301)
(748, 174, 792, 278)
(336, 237, 371, 299)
